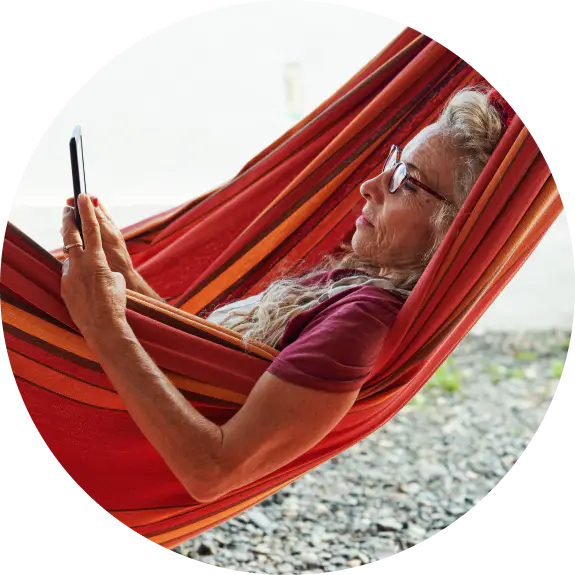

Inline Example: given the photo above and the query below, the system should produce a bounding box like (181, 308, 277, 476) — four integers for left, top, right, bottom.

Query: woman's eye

(403, 181, 418, 193)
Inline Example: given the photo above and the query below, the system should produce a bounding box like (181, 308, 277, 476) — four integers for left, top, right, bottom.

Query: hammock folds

(1, 28, 561, 547)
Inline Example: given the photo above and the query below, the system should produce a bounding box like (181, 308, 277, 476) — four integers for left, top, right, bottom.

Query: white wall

(12, 2, 403, 208)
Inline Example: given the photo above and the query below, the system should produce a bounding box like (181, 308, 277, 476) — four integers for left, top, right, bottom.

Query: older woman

(60, 87, 511, 503)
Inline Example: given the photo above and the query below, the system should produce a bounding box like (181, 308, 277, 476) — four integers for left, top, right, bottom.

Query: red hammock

(0, 28, 560, 547)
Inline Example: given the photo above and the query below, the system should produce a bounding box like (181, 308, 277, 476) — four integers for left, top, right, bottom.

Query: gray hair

(424, 86, 504, 264)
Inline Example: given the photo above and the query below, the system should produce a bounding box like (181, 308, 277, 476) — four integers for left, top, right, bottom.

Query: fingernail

(92, 196, 99, 207)
(63, 206, 73, 214)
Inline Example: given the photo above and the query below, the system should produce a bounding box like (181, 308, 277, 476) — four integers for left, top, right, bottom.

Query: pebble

(300, 552, 320, 567)
(247, 510, 274, 533)
(174, 330, 568, 572)
(196, 542, 214, 556)
(357, 552, 370, 564)
(398, 482, 421, 495)
(375, 517, 403, 532)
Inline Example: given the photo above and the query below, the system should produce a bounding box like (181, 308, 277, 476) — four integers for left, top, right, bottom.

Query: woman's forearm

(83, 320, 225, 501)
(124, 269, 166, 302)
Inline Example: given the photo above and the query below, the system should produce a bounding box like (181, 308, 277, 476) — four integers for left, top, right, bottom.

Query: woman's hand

(60, 194, 128, 336)
(64, 195, 134, 278)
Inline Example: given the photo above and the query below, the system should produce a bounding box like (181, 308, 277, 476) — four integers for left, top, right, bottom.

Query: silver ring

(63, 242, 83, 254)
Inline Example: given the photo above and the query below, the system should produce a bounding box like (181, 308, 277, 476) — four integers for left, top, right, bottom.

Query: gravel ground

(173, 330, 570, 573)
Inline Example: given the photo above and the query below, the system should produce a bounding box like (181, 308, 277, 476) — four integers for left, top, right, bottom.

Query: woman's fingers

(67, 195, 115, 225)
(66, 195, 98, 207)
(61, 207, 84, 259)
(98, 202, 114, 222)
(96, 200, 116, 225)
(96, 207, 116, 229)
(77, 193, 104, 253)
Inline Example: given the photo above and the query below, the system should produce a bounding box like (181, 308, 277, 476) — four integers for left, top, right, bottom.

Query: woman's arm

(83, 319, 357, 502)
(60, 195, 358, 502)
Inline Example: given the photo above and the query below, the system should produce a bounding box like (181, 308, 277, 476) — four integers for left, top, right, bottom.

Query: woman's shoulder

(317, 283, 405, 328)
(279, 283, 406, 350)
(271, 284, 405, 392)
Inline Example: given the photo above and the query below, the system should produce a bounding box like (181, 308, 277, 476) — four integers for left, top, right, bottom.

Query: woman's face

(352, 123, 460, 274)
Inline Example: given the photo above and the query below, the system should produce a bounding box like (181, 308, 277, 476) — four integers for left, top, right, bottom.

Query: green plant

(485, 363, 505, 384)
(514, 350, 537, 361)
(509, 367, 526, 379)
(428, 359, 463, 393)
(551, 358, 565, 379)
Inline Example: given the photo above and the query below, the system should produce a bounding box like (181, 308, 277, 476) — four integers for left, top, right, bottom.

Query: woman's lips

(356, 214, 374, 227)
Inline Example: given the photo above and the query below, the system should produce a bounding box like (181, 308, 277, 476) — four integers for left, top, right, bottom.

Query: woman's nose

(360, 171, 388, 204)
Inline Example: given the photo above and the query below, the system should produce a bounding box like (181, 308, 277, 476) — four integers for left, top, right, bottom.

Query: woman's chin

(350, 233, 369, 259)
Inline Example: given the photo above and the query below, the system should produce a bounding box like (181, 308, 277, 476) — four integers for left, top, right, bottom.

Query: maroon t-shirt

(267, 270, 405, 393)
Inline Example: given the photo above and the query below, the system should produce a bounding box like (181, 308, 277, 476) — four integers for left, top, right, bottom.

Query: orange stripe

(9, 350, 125, 409)
(2, 300, 94, 359)
(3, 302, 249, 405)
(166, 371, 247, 405)
(110, 506, 195, 527)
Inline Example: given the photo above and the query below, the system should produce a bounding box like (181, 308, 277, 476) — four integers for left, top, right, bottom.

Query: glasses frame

(383, 145, 453, 205)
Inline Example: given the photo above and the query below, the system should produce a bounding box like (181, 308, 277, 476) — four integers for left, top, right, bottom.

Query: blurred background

(7, 2, 573, 572)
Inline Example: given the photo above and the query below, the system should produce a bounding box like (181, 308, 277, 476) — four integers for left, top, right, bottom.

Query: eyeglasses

(383, 145, 452, 205)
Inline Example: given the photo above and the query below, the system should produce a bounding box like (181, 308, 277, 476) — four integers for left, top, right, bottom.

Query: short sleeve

(267, 286, 403, 392)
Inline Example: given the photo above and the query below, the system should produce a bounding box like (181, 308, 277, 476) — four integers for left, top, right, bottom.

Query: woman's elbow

(187, 482, 228, 504)
(180, 465, 233, 504)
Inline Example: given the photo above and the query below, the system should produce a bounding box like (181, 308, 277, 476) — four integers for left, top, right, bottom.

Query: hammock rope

(1, 28, 560, 547)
